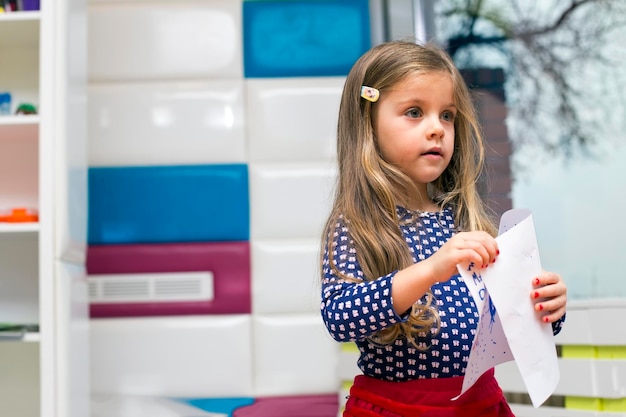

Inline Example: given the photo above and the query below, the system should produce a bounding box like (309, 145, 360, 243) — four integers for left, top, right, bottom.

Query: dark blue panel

(88, 164, 249, 244)
(243, 0, 371, 78)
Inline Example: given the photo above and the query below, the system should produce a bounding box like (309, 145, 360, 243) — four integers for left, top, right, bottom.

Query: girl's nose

(427, 117, 444, 139)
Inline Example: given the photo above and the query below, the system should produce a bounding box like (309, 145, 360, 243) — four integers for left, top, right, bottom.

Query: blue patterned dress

(320, 206, 564, 382)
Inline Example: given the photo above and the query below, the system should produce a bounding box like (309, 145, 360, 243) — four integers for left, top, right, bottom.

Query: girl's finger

(534, 294, 566, 315)
(539, 306, 567, 324)
(534, 271, 561, 287)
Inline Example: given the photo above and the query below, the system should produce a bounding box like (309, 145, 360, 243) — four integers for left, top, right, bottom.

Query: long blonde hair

(321, 41, 497, 347)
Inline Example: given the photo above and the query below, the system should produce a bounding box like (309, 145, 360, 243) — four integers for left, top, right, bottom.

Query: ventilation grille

(87, 272, 214, 304)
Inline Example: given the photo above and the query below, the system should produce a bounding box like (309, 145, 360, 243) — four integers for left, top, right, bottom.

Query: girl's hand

(391, 231, 498, 314)
(426, 231, 499, 284)
(531, 271, 567, 323)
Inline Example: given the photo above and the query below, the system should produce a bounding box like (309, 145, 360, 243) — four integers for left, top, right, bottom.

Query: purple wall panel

(232, 394, 339, 417)
(87, 241, 251, 317)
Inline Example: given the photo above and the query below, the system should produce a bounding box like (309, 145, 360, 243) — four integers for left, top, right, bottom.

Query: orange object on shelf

(0, 207, 39, 223)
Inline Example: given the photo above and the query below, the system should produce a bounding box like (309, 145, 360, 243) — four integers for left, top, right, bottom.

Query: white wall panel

(497, 357, 626, 399)
(588, 305, 626, 345)
(551, 307, 592, 345)
(246, 77, 343, 163)
(338, 347, 360, 381)
(593, 360, 626, 398)
(88, 1, 242, 80)
(89, 80, 246, 166)
(249, 162, 337, 240)
(554, 300, 626, 346)
(90, 315, 253, 397)
(252, 314, 339, 396)
(252, 238, 320, 315)
(508, 405, 621, 417)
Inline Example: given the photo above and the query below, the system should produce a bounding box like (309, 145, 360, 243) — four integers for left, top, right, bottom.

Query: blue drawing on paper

(488, 296, 497, 332)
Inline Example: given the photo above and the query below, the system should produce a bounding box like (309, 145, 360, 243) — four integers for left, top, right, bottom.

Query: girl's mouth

(422, 147, 442, 156)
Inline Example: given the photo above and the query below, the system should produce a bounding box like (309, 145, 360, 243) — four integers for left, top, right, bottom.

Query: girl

(320, 41, 567, 417)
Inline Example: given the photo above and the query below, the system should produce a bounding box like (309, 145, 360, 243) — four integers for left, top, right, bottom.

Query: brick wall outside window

(461, 68, 513, 219)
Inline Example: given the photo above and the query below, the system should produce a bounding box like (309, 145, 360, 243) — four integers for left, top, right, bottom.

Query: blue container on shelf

(0, 93, 11, 115)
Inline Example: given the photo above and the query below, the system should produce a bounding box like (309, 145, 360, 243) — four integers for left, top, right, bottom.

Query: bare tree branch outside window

(434, 0, 626, 168)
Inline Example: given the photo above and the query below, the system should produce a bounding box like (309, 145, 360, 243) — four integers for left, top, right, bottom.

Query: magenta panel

(87, 241, 251, 317)
(232, 394, 339, 417)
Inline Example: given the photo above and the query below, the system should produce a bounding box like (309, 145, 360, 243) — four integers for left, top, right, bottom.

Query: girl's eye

(441, 111, 456, 122)
(406, 108, 422, 118)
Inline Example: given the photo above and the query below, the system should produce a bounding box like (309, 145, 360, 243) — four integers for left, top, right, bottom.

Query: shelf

(0, 332, 40, 342)
(0, 12, 41, 113)
(0, 5, 90, 416)
(0, 11, 41, 22)
(0, 11, 40, 49)
(0, 322, 40, 342)
(0, 222, 39, 234)
(0, 115, 39, 125)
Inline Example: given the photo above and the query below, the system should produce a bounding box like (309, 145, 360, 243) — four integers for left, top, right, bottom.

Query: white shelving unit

(0, 10, 42, 369)
(0, 4, 89, 417)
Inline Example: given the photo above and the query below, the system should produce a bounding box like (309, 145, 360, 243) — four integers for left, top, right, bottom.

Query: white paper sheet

(454, 209, 559, 407)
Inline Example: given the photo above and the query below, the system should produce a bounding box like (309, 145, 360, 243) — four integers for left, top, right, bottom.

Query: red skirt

(343, 368, 515, 417)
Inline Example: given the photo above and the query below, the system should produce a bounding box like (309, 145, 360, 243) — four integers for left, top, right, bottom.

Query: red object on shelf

(0, 208, 39, 223)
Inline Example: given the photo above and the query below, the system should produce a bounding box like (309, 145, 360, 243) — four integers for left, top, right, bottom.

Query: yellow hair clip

(360, 86, 379, 102)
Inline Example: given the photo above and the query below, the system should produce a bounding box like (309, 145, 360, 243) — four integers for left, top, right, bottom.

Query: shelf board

(0, 222, 39, 234)
(22, 332, 40, 342)
(0, 115, 39, 126)
(0, 11, 41, 22)
(0, 332, 40, 343)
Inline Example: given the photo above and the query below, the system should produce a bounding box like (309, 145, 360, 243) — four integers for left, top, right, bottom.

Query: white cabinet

(0, 3, 89, 417)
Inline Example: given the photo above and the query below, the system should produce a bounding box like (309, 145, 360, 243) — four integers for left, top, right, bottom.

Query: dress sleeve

(320, 217, 408, 342)
(552, 312, 566, 336)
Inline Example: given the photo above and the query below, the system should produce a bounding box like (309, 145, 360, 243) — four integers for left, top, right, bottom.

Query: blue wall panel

(243, 0, 370, 78)
(88, 164, 249, 244)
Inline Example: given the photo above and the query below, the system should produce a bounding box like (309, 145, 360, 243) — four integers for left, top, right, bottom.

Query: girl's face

(372, 71, 456, 202)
